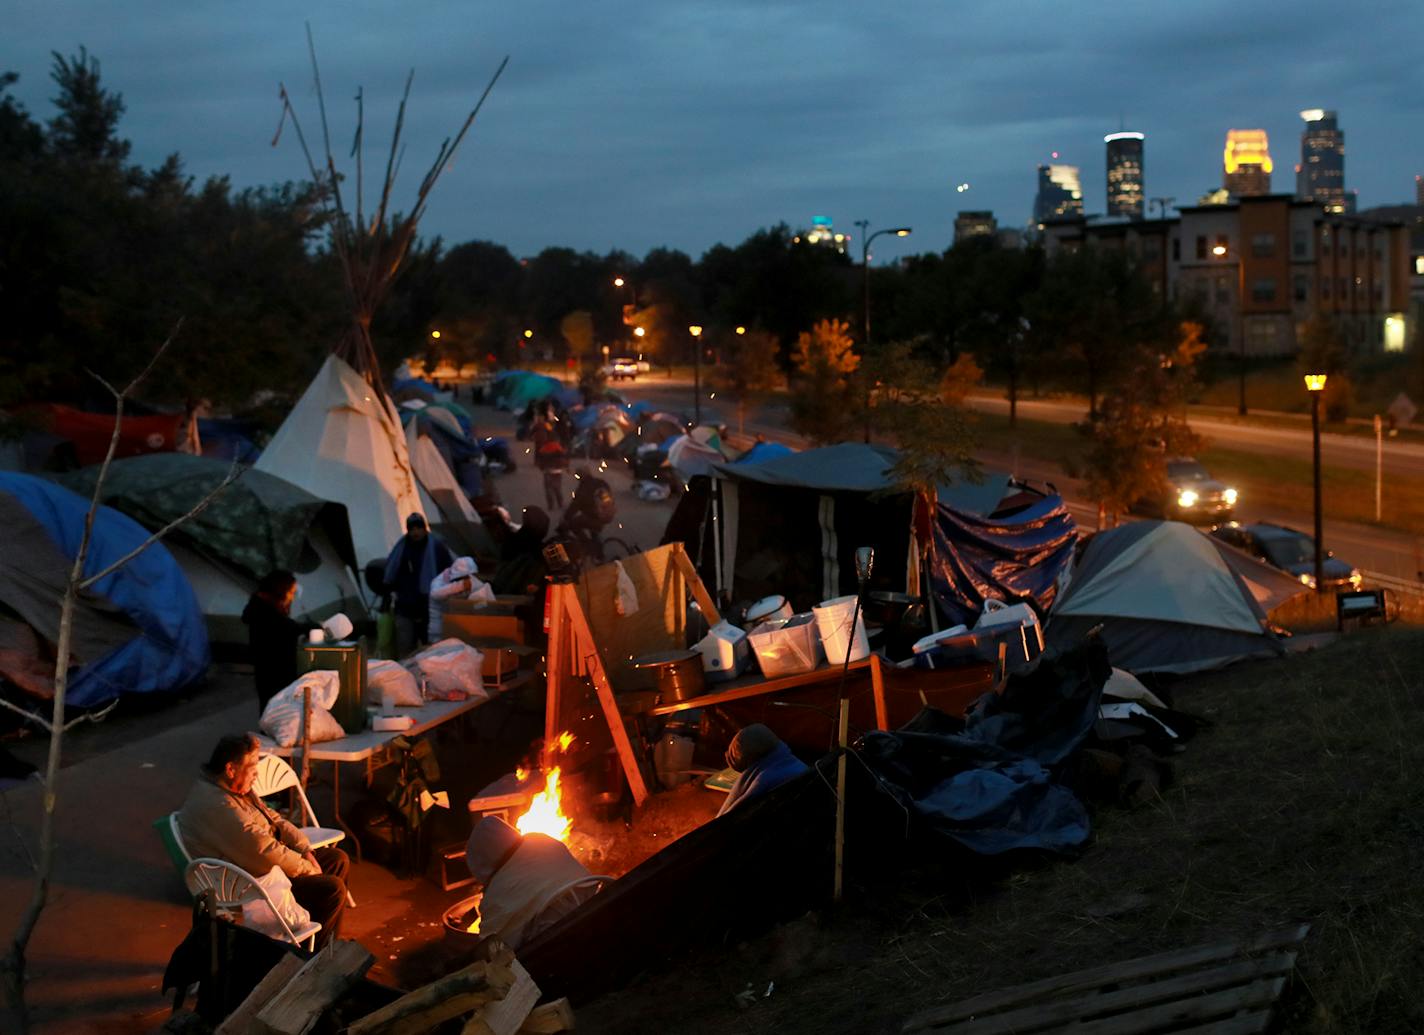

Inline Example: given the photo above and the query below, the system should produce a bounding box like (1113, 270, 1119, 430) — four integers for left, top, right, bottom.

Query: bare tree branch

(78, 462, 242, 591)
(0, 699, 51, 734)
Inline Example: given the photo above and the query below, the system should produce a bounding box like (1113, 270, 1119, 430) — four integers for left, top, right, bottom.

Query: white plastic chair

(252, 753, 355, 907)
(183, 858, 321, 951)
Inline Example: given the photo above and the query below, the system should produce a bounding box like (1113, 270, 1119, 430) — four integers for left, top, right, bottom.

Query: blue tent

(0, 474, 209, 708)
(733, 440, 794, 465)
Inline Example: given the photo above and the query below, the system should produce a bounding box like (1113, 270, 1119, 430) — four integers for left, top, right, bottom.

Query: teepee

(256, 354, 422, 568)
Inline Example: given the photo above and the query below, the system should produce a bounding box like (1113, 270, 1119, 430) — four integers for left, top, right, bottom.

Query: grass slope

(581, 627, 1424, 1035)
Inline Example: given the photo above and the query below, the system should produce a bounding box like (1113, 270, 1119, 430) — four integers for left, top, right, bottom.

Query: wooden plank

(543, 584, 566, 769)
(562, 587, 651, 806)
(214, 952, 304, 1035)
(650, 657, 875, 716)
(345, 953, 515, 1035)
(255, 940, 374, 1035)
(463, 959, 541, 1035)
(1068, 977, 1286, 1035)
(671, 542, 721, 626)
(870, 652, 889, 731)
(517, 999, 575, 1033)
(1176, 1011, 1275, 1034)
(902, 925, 1309, 1032)
(942, 953, 1297, 1035)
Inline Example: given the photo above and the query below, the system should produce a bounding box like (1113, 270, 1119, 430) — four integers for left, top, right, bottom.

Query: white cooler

(694, 621, 751, 682)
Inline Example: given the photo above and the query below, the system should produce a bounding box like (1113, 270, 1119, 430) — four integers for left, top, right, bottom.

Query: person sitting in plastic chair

(178, 733, 351, 947)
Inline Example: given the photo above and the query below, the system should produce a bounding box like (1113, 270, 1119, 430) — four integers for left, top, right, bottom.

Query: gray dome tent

(1046, 521, 1288, 675)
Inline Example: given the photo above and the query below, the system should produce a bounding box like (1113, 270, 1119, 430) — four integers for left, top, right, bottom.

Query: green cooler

(299, 637, 368, 734)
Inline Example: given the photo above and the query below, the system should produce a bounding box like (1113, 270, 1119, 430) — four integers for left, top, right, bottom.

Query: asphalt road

(611, 376, 1424, 583)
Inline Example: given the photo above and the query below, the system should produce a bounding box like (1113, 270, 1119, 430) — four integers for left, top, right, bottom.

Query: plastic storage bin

(749, 613, 824, 678)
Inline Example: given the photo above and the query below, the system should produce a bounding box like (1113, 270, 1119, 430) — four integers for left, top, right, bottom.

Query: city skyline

(6, 0, 1422, 259)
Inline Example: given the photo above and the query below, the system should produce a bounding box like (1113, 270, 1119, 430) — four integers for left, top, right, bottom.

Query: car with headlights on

(1137, 457, 1238, 523)
(600, 356, 639, 381)
(1208, 521, 1362, 590)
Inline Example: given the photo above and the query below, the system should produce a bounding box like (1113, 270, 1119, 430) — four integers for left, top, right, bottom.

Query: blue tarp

(733, 441, 794, 465)
(929, 493, 1078, 629)
(0, 473, 210, 708)
(860, 639, 1108, 856)
(197, 418, 261, 464)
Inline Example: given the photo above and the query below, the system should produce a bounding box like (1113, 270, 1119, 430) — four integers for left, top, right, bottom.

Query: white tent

(256, 355, 423, 568)
(405, 417, 479, 524)
(1046, 521, 1287, 674)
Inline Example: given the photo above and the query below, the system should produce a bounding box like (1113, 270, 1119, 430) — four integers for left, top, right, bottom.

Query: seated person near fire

(465, 815, 605, 951)
(178, 733, 351, 947)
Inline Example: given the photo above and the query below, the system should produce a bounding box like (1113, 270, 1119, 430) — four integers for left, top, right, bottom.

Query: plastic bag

(613, 560, 639, 617)
(366, 659, 422, 708)
(260, 671, 345, 747)
(634, 480, 671, 501)
(406, 638, 486, 701)
(243, 865, 313, 940)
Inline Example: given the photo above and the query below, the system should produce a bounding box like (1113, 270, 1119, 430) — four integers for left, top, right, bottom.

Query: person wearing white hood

(427, 556, 493, 642)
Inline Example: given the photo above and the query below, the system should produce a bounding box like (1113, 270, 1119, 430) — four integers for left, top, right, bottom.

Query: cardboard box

(443, 607, 526, 647)
(465, 639, 537, 682)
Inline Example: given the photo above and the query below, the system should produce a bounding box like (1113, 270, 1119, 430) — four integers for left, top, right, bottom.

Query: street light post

(689, 325, 704, 425)
(854, 222, 912, 443)
(1305, 373, 1327, 592)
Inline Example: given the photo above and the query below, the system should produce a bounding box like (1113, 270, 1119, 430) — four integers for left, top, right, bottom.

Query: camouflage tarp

(54, 453, 357, 578)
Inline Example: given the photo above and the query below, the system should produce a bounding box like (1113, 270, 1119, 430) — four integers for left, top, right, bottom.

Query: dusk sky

(7, 1, 1423, 263)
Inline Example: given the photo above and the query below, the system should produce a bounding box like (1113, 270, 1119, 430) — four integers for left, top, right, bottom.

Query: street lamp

(854, 222, 912, 442)
(1305, 373, 1328, 592)
(689, 326, 704, 424)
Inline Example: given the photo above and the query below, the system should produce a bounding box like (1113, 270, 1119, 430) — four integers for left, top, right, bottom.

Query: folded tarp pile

(860, 638, 1110, 855)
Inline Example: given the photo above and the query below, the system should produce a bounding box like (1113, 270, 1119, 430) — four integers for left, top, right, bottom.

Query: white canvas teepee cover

(405, 418, 480, 524)
(256, 355, 422, 567)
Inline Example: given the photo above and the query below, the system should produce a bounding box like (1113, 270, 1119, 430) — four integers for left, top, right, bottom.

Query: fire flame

(516, 767, 572, 843)
(557, 731, 575, 752)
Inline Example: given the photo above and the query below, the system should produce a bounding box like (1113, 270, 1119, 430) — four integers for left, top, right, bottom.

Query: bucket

(745, 594, 792, 632)
(813, 595, 869, 665)
(633, 650, 705, 704)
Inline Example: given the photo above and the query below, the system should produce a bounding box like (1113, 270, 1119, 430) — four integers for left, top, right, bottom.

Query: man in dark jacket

(382, 513, 453, 658)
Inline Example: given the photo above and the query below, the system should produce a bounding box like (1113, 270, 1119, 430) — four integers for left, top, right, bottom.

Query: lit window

(1415, 256, 1424, 275)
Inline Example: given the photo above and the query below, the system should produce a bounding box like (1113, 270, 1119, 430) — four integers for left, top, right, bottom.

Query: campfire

(513, 731, 575, 843)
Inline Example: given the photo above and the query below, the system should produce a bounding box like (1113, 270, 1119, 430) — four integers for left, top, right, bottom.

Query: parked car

(1136, 457, 1238, 523)
(601, 356, 639, 381)
(1209, 521, 1362, 589)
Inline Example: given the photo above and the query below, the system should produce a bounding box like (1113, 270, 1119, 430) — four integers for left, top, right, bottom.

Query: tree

(46, 48, 129, 165)
(560, 309, 595, 366)
(1, 334, 239, 1030)
(711, 326, 781, 435)
(1072, 322, 1206, 527)
(1028, 247, 1165, 418)
(876, 350, 983, 500)
(1297, 314, 1352, 421)
(788, 318, 860, 444)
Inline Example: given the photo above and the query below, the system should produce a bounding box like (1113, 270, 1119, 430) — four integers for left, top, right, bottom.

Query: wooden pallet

(902, 924, 1309, 1035)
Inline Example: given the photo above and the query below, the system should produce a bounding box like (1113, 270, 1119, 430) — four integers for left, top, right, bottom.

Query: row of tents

(0, 355, 1310, 712)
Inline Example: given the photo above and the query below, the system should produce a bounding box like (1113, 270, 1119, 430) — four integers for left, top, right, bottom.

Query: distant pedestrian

(531, 407, 568, 511)
(382, 514, 454, 658)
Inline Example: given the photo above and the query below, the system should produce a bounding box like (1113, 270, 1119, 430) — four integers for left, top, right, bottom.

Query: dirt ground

(575, 625, 1424, 1035)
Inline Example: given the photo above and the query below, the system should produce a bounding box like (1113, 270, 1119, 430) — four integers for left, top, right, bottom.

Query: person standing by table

(242, 570, 312, 714)
(383, 513, 453, 658)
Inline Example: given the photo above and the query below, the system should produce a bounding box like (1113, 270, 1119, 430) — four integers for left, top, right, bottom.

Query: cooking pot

(632, 649, 705, 704)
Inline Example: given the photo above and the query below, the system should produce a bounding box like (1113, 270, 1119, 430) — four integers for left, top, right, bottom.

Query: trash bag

(259, 671, 344, 747)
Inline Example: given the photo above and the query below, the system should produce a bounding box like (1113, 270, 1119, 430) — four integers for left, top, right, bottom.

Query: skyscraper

(1223, 129, 1272, 196)
(1034, 163, 1083, 224)
(1296, 109, 1347, 213)
(1104, 132, 1145, 218)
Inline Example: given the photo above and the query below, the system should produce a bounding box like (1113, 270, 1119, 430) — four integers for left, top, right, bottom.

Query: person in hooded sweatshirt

(242, 570, 313, 713)
(383, 513, 454, 658)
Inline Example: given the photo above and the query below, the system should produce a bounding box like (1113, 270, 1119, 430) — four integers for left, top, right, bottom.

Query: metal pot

(632, 649, 705, 704)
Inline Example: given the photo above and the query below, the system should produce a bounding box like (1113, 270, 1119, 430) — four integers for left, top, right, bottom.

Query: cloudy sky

(7, 1, 1423, 262)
